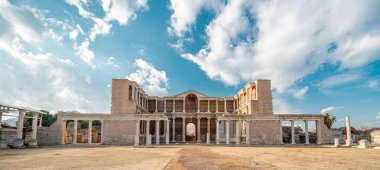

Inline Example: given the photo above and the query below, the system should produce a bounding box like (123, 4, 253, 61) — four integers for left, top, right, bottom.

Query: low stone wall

(103, 120, 136, 145)
(37, 121, 62, 145)
(371, 130, 380, 144)
(0, 128, 17, 147)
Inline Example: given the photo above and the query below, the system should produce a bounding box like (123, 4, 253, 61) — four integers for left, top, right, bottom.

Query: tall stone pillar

(216, 119, 220, 144)
(182, 98, 185, 112)
(173, 99, 175, 112)
(134, 120, 140, 146)
(197, 117, 201, 143)
(246, 120, 250, 145)
(100, 120, 104, 144)
(182, 117, 186, 142)
(0, 111, 2, 129)
(60, 119, 66, 145)
(236, 120, 240, 145)
(304, 120, 309, 145)
(207, 118, 211, 144)
(39, 114, 43, 127)
(166, 120, 170, 144)
(146, 120, 151, 146)
(155, 99, 158, 113)
(73, 120, 78, 144)
(279, 119, 283, 144)
(345, 116, 353, 146)
(316, 120, 322, 144)
(208, 100, 210, 112)
(132, 86, 135, 101)
(224, 100, 227, 113)
(164, 99, 166, 113)
(216, 100, 219, 113)
(291, 120, 295, 144)
(29, 113, 39, 147)
(197, 100, 200, 112)
(155, 120, 160, 145)
(172, 117, 176, 142)
(226, 120, 230, 144)
(88, 120, 92, 144)
(233, 100, 236, 112)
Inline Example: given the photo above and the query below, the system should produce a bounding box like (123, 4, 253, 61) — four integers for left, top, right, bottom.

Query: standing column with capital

(235, 120, 240, 145)
(73, 120, 78, 144)
(173, 99, 175, 112)
(246, 120, 250, 145)
(216, 119, 220, 144)
(88, 120, 92, 144)
(291, 120, 295, 144)
(197, 100, 200, 112)
(224, 100, 227, 113)
(39, 114, 43, 127)
(155, 99, 158, 113)
(316, 120, 322, 145)
(182, 117, 186, 142)
(197, 117, 201, 143)
(134, 120, 140, 146)
(155, 120, 160, 145)
(146, 120, 151, 146)
(207, 100, 210, 112)
(0, 111, 2, 129)
(164, 99, 166, 113)
(166, 120, 170, 144)
(207, 118, 211, 144)
(216, 100, 219, 113)
(29, 113, 39, 147)
(100, 120, 105, 144)
(345, 116, 353, 146)
(226, 120, 230, 144)
(304, 120, 309, 145)
(172, 117, 176, 142)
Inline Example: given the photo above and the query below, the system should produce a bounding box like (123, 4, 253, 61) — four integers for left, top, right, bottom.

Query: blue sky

(0, 0, 380, 128)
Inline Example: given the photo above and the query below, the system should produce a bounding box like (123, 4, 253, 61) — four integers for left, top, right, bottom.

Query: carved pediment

(173, 90, 208, 98)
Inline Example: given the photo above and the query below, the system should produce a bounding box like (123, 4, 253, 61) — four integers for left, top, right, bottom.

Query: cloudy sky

(0, 0, 379, 128)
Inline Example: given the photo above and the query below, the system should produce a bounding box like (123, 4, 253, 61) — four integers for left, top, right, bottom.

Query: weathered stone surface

(357, 139, 370, 149)
(250, 120, 282, 144)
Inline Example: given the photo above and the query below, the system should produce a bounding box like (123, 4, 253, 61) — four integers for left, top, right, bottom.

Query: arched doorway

(186, 123, 196, 142)
(185, 94, 197, 112)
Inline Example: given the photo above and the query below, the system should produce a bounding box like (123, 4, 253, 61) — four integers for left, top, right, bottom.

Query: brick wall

(103, 120, 136, 145)
(250, 120, 282, 144)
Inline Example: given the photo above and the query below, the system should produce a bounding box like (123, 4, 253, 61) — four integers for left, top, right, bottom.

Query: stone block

(357, 139, 370, 149)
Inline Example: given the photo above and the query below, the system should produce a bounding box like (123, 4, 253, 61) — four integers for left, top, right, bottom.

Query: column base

(134, 135, 139, 147)
(206, 133, 210, 145)
(305, 142, 310, 145)
(12, 139, 25, 148)
(28, 139, 38, 148)
(346, 139, 353, 146)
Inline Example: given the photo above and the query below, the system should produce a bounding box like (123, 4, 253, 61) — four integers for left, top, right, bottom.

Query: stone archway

(186, 123, 196, 142)
(185, 94, 198, 113)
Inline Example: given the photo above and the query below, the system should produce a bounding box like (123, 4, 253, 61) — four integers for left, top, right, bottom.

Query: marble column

(132, 86, 135, 100)
(172, 117, 176, 142)
(236, 120, 240, 144)
(216, 120, 220, 144)
(182, 117, 186, 142)
(73, 120, 78, 144)
(207, 100, 210, 112)
(60, 119, 65, 145)
(155, 120, 160, 145)
(291, 120, 295, 144)
(197, 100, 200, 112)
(197, 117, 201, 143)
(166, 120, 170, 144)
(134, 120, 140, 146)
(316, 120, 322, 145)
(216, 100, 219, 113)
(146, 120, 151, 146)
(88, 120, 92, 144)
(100, 120, 104, 144)
(207, 118, 211, 144)
(224, 100, 227, 113)
(39, 114, 43, 127)
(0, 111, 2, 129)
(29, 113, 39, 147)
(164, 99, 166, 113)
(345, 116, 353, 146)
(182, 98, 185, 112)
(155, 99, 158, 113)
(304, 120, 309, 145)
(173, 99, 175, 112)
(233, 100, 236, 112)
(246, 120, 250, 145)
(279, 120, 283, 144)
(226, 120, 230, 144)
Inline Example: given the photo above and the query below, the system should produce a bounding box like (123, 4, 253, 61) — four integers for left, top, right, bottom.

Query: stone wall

(103, 119, 136, 145)
(37, 120, 62, 145)
(111, 79, 137, 114)
(250, 120, 282, 144)
(255, 80, 273, 115)
(0, 128, 17, 147)
(371, 130, 380, 144)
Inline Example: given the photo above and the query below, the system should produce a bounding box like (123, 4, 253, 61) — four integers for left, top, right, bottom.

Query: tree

(323, 113, 336, 129)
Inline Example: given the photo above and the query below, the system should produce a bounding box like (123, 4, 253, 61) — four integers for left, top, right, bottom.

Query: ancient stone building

(38, 79, 330, 146)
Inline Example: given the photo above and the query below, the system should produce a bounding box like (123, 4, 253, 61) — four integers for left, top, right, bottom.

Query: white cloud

(69, 29, 79, 40)
(74, 39, 95, 68)
(84, 74, 92, 84)
(368, 79, 379, 89)
(127, 59, 169, 96)
(89, 17, 112, 41)
(376, 112, 380, 119)
(138, 48, 145, 55)
(320, 106, 335, 114)
(106, 56, 120, 68)
(177, 0, 380, 93)
(319, 73, 361, 87)
(102, 0, 148, 26)
(293, 86, 308, 99)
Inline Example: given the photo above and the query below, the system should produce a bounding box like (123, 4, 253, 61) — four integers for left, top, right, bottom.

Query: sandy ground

(1, 145, 379, 170)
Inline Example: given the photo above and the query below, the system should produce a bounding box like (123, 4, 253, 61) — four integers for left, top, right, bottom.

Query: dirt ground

(1, 145, 379, 170)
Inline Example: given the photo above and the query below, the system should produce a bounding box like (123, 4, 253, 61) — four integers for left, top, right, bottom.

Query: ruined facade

(38, 79, 330, 146)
